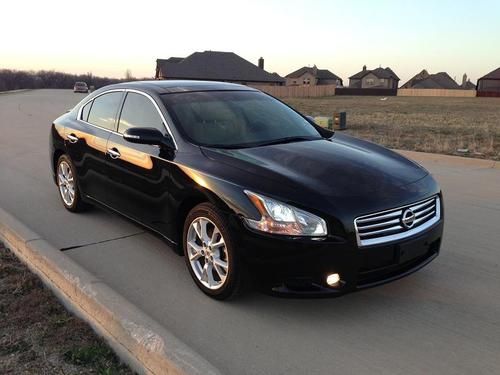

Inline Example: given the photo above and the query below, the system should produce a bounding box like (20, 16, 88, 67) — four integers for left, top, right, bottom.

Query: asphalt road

(1, 89, 499, 374)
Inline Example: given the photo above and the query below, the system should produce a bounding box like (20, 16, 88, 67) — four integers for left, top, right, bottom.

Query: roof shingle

(156, 51, 284, 83)
(349, 67, 399, 80)
(478, 67, 500, 80)
(402, 70, 460, 89)
(285, 66, 342, 81)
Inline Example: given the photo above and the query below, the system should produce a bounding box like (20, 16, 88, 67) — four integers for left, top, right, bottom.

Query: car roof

(104, 80, 259, 94)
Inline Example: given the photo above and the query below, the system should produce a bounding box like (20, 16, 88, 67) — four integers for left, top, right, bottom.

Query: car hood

(202, 134, 428, 199)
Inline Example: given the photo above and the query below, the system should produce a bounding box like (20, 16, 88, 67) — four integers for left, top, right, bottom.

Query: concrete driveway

(1, 89, 499, 374)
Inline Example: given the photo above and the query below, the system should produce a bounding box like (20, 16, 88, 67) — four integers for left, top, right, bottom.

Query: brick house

(477, 67, 500, 97)
(349, 65, 399, 89)
(401, 70, 461, 89)
(285, 66, 343, 86)
(155, 51, 284, 86)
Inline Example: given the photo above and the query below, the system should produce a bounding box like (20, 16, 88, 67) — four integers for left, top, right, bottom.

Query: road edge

(0, 89, 32, 95)
(0, 207, 222, 375)
(394, 149, 499, 169)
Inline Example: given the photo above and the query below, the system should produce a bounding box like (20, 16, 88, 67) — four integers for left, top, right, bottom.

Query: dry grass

(284, 96, 500, 160)
(0, 243, 134, 374)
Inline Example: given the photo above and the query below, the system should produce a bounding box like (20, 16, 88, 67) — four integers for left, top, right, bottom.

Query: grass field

(284, 96, 500, 160)
(0, 243, 132, 374)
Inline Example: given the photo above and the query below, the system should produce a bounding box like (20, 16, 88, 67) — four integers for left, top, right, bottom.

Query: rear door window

(87, 92, 123, 131)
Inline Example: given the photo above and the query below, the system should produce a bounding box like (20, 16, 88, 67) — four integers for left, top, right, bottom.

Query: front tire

(183, 203, 243, 300)
(56, 154, 87, 212)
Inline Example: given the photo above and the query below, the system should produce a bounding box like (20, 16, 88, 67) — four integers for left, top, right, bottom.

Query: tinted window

(162, 91, 321, 147)
(118, 93, 164, 133)
(87, 92, 123, 130)
(81, 100, 92, 121)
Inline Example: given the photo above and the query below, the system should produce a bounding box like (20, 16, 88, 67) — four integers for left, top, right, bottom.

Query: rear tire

(183, 203, 243, 300)
(56, 154, 88, 212)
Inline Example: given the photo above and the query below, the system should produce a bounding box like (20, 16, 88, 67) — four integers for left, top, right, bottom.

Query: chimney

(258, 57, 264, 70)
(362, 65, 367, 71)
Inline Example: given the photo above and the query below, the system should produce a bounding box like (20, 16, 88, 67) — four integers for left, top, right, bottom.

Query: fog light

(326, 273, 340, 286)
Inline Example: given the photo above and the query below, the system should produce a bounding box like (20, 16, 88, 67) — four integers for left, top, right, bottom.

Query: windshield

(161, 91, 322, 148)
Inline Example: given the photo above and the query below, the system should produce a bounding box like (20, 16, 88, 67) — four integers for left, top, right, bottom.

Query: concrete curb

(0, 207, 222, 375)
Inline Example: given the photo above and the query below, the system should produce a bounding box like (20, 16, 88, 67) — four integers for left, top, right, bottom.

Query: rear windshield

(75, 82, 87, 86)
(161, 91, 321, 148)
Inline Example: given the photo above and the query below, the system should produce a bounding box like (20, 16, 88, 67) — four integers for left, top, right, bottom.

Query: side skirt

(84, 195, 180, 251)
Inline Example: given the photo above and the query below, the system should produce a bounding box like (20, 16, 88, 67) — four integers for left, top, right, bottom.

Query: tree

(0, 69, 122, 92)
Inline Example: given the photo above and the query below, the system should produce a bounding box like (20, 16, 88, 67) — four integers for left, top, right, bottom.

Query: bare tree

(0, 69, 122, 92)
(125, 69, 134, 80)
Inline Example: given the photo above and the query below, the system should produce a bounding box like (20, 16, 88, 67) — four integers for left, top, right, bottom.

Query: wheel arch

(52, 148, 65, 184)
(174, 186, 236, 255)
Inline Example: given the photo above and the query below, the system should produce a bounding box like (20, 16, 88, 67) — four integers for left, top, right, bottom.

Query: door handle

(67, 133, 79, 143)
(107, 148, 121, 159)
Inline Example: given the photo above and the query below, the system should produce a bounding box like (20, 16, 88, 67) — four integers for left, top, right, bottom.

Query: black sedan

(50, 81, 443, 299)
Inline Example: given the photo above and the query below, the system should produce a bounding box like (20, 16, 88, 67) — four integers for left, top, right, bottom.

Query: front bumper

(235, 218, 443, 297)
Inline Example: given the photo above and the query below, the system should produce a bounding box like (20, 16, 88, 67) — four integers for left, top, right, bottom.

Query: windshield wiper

(203, 143, 256, 149)
(203, 136, 322, 150)
(253, 136, 321, 147)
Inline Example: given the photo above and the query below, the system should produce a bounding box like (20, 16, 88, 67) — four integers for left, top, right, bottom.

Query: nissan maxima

(50, 81, 443, 299)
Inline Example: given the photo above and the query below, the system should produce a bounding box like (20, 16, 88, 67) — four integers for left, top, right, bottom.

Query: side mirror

(304, 115, 335, 139)
(305, 115, 316, 124)
(123, 127, 175, 150)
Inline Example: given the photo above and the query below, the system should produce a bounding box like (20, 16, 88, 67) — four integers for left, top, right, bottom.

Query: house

(477, 67, 500, 97)
(461, 74, 476, 90)
(285, 66, 343, 86)
(348, 65, 399, 89)
(462, 80, 476, 90)
(155, 51, 284, 86)
(400, 70, 461, 89)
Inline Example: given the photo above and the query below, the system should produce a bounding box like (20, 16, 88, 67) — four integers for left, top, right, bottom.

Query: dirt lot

(284, 96, 500, 160)
(0, 243, 134, 375)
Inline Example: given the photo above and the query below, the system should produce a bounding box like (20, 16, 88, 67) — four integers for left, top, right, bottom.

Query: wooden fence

(477, 91, 500, 97)
(336, 87, 398, 96)
(250, 84, 336, 98)
(251, 85, 480, 98)
(397, 89, 477, 97)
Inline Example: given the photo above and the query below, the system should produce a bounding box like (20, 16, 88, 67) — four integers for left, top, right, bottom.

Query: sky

(2, 0, 499, 84)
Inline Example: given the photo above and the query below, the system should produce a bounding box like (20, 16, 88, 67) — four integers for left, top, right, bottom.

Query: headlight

(243, 191, 327, 236)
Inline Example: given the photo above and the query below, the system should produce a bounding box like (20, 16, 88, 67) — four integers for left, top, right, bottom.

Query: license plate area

(397, 237, 429, 264)
(360, 235, 436, 272)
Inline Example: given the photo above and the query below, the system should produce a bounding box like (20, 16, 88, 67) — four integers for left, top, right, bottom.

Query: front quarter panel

(170, 161, 261, 217)
(162, 149, 273, 245)
(49, 114, 70, 181)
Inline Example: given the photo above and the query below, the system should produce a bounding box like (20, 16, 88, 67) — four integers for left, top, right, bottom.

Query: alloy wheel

(186, 217, 229, 290)
(58, 160, 75, 206)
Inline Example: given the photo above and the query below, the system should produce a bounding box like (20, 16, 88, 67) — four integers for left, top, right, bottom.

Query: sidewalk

(395, 149, 499, 170)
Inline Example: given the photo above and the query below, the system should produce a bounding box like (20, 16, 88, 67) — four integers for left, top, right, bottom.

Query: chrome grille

(354, 196, 441, 247)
